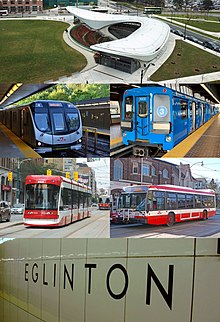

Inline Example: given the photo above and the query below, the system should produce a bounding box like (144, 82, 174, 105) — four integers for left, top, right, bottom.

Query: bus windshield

(25, 184, 60, 210)
(119, 193, 146, 209)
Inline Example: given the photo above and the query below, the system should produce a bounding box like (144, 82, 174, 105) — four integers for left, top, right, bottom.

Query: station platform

(111, 114, 220, 157)
(163, 114, 220, 157)
(0, 123, 41, 158)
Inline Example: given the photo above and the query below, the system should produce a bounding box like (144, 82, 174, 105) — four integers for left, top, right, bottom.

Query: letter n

(146, 264, 174, 310)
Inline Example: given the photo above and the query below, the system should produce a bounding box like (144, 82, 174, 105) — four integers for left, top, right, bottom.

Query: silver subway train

(0, 100, 82, 154)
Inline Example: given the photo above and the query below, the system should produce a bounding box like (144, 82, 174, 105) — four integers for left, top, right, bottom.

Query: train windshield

(25, 184, 60, 210)
(66, 112, 80, 131)
(53, 113, 65, 131)
(34, 113, 51, 133)
(118, 192, 146, 209)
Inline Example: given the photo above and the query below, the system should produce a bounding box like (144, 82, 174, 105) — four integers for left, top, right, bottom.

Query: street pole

(16, 159, 31, 204)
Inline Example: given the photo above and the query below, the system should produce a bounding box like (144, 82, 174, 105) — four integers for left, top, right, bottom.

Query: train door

(49, 108, 71, 146)
(121, 95, 137, 143)
(189, 101, 196, 133)
(152, 94, 171, 134)
(173, 98, 188, 145)
(135, 96, 150, 140)
(195, 102, 202, 129)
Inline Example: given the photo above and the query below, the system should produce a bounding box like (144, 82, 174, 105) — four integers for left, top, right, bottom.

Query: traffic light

(66, 172, 71, 179)
(47, 169, 52, 176)
(74, 171, 78, 181)
(8, 172, 13, 182)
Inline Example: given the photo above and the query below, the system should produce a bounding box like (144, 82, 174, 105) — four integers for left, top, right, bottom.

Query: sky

(76, 158, 110, 190)
(162, 158, 220, 182)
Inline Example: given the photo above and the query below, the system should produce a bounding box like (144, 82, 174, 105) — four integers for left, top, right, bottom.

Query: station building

(0, 0, 43, 13)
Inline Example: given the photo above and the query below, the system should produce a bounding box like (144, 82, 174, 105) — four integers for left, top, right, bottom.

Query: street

(110, 212, 220, 238)
(0, 210, 110, 238)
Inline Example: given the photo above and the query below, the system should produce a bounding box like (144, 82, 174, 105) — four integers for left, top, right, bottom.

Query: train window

(66, 113, 80, 131)
(34, 113, 51, 132)
(53, 113, 65, 131)
(138, 101, 148, 117)
(180, 101, 188, 119)
(124, 96, 133, 121)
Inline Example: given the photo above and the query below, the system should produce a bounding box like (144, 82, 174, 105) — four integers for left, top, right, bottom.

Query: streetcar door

(121, 95, 137, 143)
(135, 96, 150, 140)
(173, 98, 188, 145)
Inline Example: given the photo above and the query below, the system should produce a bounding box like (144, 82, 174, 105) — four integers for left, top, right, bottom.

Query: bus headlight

(166, 135, 172, 142)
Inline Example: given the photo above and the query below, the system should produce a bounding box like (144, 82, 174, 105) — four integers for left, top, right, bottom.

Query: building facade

(0, 0, 43, 13)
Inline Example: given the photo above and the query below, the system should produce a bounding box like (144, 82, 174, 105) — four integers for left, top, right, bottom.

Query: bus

(118, 185, 216, 226)
(0, 9, 8, 16)
(23, 175, 92, 227)
(98, 195, 110, 210)
(143, 7, 162, 14)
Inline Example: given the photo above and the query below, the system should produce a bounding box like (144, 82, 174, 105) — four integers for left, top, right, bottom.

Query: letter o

(106, 264, 128, 300)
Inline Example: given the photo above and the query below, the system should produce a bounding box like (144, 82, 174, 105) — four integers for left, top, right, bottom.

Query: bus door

(135, 96, 150, 140)
(189, 101, 196, 133)
(152, 94, 171, 135)
(121, 95, 136, 143)
(173, 98, 188, 145)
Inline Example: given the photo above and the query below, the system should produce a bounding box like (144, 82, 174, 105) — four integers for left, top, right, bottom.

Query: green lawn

(0, 20, 87, 82)
(173, 18, 220, 32)
(151, 40, 220, 81)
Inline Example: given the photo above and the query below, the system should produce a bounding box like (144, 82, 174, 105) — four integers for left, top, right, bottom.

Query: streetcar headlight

(166, 136, 172, 142)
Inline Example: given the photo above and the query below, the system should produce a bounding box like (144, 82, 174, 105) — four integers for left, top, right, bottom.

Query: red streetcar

(23, 175, 92, 227)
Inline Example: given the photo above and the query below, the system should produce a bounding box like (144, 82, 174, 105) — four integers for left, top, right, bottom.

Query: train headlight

(37, 142, 42, 146)
(79, 139, 82, 143)
(123, 133, 127, 137)
(166, 135, 172, 142)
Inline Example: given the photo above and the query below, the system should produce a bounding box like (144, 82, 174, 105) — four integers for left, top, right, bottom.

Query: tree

(172, 0, 184, 9)
(202, 0, 213, 10)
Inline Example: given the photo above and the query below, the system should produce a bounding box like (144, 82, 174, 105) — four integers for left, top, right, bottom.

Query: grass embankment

(0, 20, 87, 82)
(151, 40, 220, 81)
(172, 18, 220, 32)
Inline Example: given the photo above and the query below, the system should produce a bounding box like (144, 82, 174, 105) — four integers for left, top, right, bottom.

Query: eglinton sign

(24, 262, 174, 310)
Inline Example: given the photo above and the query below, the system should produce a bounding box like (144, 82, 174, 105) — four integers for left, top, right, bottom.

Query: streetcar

(0, 100, 82, 154)
(23, 175, 92, 227)
(143, 7, 162, 14)
(117, 185, 216, 226)
(121, 86, 219, 154)
(98, 195, 110, 210)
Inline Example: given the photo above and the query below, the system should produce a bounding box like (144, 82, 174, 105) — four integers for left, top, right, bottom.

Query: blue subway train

(121, 86, 218, 152)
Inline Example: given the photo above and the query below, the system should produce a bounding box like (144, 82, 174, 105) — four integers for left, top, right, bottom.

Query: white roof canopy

(67, 7, 170, 61)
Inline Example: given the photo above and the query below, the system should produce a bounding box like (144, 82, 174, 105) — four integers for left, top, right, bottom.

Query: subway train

(73, 97, 110, 130)
(121, 86, 219, 153)
(0, 100, 82, 154)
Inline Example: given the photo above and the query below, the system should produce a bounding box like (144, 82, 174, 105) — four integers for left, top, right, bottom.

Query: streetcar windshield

(34, 113, 51, 133)
(66, 112, 80, 131)
(118, 193, 146, 209)
(25, 184, 60, 210)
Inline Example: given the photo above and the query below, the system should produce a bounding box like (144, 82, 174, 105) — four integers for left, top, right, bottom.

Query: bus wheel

(202, 210, 208, 220)
(166, 213, 175, 227)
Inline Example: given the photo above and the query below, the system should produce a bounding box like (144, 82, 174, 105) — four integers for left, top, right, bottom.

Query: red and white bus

(98, 195, 110, 210)
(24, 175, 92, 227)
(117, 185, 216, 226)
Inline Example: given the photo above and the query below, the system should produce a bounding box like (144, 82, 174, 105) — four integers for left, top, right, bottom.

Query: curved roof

(67, 7, 170, 61)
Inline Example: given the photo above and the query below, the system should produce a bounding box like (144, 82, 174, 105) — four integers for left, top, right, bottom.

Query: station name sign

(24, 261, 174, 310)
